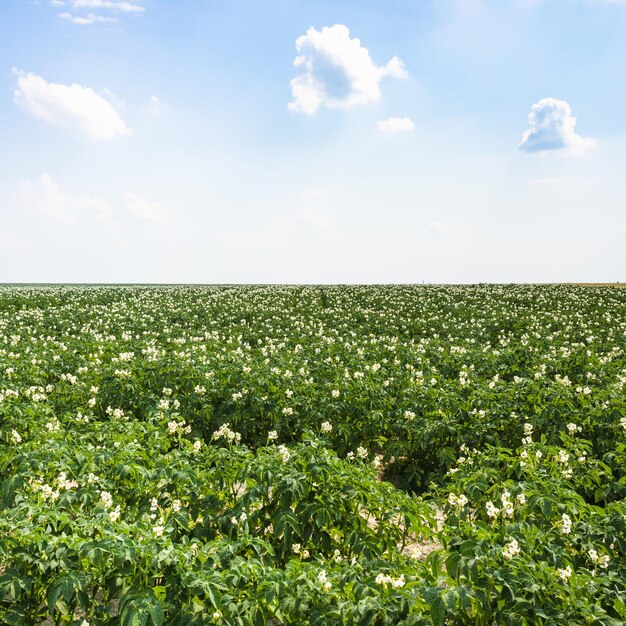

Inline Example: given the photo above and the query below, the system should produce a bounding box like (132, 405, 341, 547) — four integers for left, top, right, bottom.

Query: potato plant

(0, 284, 625, 624)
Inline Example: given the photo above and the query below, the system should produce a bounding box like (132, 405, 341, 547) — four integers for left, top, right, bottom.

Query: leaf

(445, 552, 461, 579)
(430, 596, 446, 626)
(148, 601, 164, 626)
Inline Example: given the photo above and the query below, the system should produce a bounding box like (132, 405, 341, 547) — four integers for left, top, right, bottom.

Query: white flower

(391, 574, 406, 588)
(109, 505, 121, 522)
(193, 440, 202, 452)
(292, 543, 301, 554)
(404, 410, 416, 421)
(486, 501, 500, 519)
(11, 429, 21, 443)
(561, 513, 572, 534)
(100, 491, 113, 509)
(278, 444, 290, 462)
(356, 446, 368, 459)
(557, 449, 569, 464)
(597, 554, 610, 569)
(153, 524, 164, 537)
(172, 499, 181, 512)
(502, 538, 520, 559)
(557, 565, 572, 581)
(317, 569, 328, 584)
(321, 421, 333, 434)
(267, 430, 278, 441)
(331, 389, 340, 398)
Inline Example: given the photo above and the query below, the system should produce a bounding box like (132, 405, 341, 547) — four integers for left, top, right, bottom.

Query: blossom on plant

(557, 565, 572, 581)
(278, 444, 290, 462)
(100, 491, 113, 509)
(321, 421, 333, 434)
(561, 513, 572, 534)
(486, 501, 500, 519)
(502, 538, 520, 559)
(448, 493, 468, 508)
(212, 423, 242, 444)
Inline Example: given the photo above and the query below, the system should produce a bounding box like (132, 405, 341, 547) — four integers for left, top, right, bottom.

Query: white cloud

(122, 192, 171, 221)
(59, 11, 118, 25)
(13, 70, 130, 140)
(70, 0, 144, 12)
(288, 24, 408, 115)
(377, 116, 415, 133)
(16, 174, 114, 226)
(519, 98, 595, 154)
(54, 0, 144, 28)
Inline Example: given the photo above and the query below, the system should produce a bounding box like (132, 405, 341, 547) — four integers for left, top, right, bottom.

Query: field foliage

(1, 284, 625, 625)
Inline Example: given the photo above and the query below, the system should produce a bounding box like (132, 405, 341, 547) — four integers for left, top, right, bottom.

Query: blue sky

(1, 0, 625, 283)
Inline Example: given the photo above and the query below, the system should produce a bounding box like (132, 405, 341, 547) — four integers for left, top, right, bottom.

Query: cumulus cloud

(13, 70, 130, 140)
(288, 24, 408, 115)
(122, 192, 171, 221)
(377, 116, 415, 133)
(16, 174, 114, 226)
(519, 98, 595, 154)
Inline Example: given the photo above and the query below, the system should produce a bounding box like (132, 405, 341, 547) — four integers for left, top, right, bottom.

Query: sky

(1, 0, 625, 284)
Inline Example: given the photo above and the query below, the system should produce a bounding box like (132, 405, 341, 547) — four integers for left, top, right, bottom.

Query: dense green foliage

(0, 284, 625, 625)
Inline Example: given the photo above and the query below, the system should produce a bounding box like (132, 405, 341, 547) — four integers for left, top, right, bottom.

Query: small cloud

(122, 191, 171, 221)
(147, 95, 164, 117)
(54, 0, 144, 28)
(69, 0, 144, 12)
(59, 11, 118, 24)
(288, 24, 408, 115)
(377, 116, 414, 133)
(519, 97, 595, 155)
(13, 69, 130, 140)
(16, 173, 114, 226)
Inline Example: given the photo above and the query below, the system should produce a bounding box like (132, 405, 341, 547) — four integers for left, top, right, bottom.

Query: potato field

(1, 284, 625, 625)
